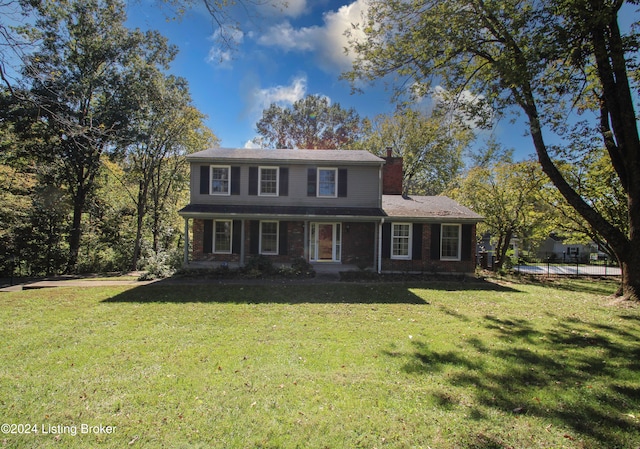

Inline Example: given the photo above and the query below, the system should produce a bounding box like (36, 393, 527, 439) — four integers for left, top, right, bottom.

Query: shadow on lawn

(102, 278, 517, 304)
(392, 312, 640, 448)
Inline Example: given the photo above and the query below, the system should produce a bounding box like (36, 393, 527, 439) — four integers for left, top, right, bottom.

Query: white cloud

(258, 0, 309, 18)
(243, 139, 263, 149)
(256, 0, 368, 73)
(206, 28, 245, 68)
(246, 74, 308, 117)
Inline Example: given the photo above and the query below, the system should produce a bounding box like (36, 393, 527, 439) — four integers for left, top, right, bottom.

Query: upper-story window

(259, 167, 279, 196)
(307, 167, 347, 198)
(210, 165, 230, 195)
(318, 168, 337, 198)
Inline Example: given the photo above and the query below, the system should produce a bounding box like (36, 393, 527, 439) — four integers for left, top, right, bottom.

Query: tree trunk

(497, 229, 513, 269)
(66, 197, 84, 273)
(612, 233, 640, 300)
(131, 180, 148, 271)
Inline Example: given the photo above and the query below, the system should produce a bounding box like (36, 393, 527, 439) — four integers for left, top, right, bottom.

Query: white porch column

(303, 220, 309, 260)
(183, 217, 189, 266)
(377, 218, 384, 273)
(240, 219, 246, 266)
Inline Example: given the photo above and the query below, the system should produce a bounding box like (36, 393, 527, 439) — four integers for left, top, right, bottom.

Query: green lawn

(1, 279, 639, 448)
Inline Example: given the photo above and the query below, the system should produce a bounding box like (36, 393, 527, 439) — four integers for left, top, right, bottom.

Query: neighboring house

(535, 234, 602, 263)
(178, 148, 482, 274)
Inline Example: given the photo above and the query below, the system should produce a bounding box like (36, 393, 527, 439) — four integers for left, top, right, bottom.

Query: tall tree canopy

(18, 0, 178, 271)
(253, 94, 364, 149)
(355, 107, 473, 195)
(346, 0, 640, 299)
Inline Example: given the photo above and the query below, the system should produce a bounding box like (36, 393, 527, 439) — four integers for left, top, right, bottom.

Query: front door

(310, 223, 341, 262)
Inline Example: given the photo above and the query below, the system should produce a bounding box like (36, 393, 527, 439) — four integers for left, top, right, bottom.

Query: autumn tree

(18, 0, 178, 272)
(253, 95, 364, 149)
(121, 69, 216, 270)
(346, 0, 640, 299)
(355, 107, 473, 195)
(452, 157, 548, 269)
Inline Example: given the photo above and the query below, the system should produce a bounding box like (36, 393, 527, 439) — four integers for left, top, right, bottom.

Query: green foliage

(451, 151, 549, 268)
(346, 0, 640, 298)
(253, 94, 364, 149)
(0, 0, 216, 276)
(355, 107, 473, 195)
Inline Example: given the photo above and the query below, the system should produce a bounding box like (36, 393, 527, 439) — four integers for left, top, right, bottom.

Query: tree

(346, 0, 640, 300)
(18, 0, 177, 272)
(121, 69, 216, 270)
(452, 157, 548, 269)
(540, 145, 628, 262)
(253, 95, 364, 149)
(355, 107, 473, 195)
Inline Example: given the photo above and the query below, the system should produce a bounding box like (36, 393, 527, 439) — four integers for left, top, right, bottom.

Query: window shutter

(232, 220, 242, 255)
(249, 167, 258, 195)
(412, 223, 423, 260)
(307, 168, 317, 196)
(461, 224, 473, 261)
(231, 166, 241, 195)
(203, 220, 213, 254)
(200, 166, 210, 194)
(382, 223, 391, 259)
(249, 221, 259, 254)
(430, 224, 441, 260)
(280, 168, 289, 196)
(338, 168, 348, 197)
(279, 221, 288, 255)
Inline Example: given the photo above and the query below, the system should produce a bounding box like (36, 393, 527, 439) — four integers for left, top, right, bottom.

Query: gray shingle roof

(179, 204, 386, 219)
(187, 148, 385, 165)
(382, 195, 483, 222)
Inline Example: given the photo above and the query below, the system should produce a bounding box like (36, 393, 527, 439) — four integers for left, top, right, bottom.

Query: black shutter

(203, 220, 213, 254)
(249, 167, 258, 195)
(382, 223, 391, 259)
(249, 221, 259, 254)
(280, 168, 289, 196)
(338, 168, 348, 197)
(279, 221, 288, 255)
(200, 166, 210, 194)
(231, 166, 241, 195)
(412, 223, 423, 260)
(307, 168, 317, 196)
(430, 224, 441, 260)
(232, 220, 242, 255)
(461, 224, 473, 261)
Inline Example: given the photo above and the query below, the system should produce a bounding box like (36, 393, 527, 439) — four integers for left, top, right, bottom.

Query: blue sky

(125, 0, 536, 157)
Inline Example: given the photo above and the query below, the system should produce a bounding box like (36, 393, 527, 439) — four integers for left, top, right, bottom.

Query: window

(318, 168, 337, 197)
(441, 224, 461, 260)
(392, 223, 412, 259)
(210, 166, 230, 195)
(214, 220, 232, 253)
(259, 167, 279, 196)
(260, 221, 279, 255)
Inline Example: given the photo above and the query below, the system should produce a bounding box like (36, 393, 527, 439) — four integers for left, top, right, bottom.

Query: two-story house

(178, 148, 482, 274)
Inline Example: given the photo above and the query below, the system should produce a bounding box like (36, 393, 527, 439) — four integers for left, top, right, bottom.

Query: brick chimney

(382, 147, 403, 195)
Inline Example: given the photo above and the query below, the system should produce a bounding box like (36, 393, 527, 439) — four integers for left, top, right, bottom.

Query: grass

(1, 278, 639, 448)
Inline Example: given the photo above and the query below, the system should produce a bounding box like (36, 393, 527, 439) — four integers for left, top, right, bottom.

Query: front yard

(0, 279, 638, 448)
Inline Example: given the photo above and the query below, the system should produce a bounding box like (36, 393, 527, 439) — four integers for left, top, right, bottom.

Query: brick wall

(342, 222, 376, 268)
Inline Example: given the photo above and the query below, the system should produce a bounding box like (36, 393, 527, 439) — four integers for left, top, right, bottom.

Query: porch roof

(179, 203, 386, 221)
